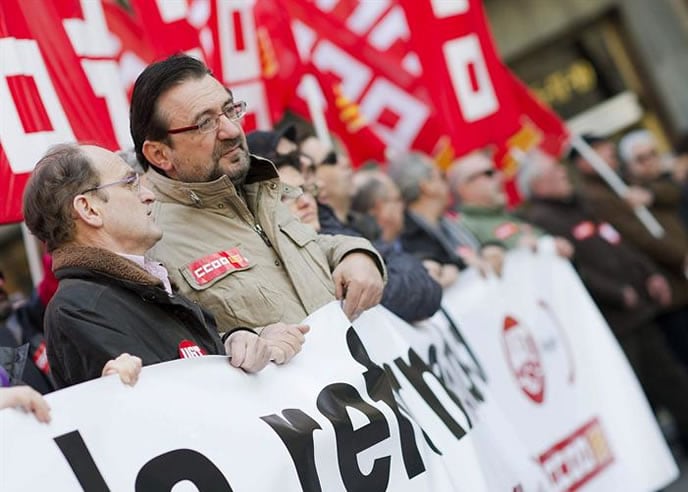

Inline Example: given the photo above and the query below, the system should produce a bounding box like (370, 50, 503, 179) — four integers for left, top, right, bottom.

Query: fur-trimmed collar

(52, 245, 162, 287)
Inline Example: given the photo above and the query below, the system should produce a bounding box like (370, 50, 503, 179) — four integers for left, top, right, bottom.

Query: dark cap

(567, 134, 606, 162)
(246, 125, 297, 162)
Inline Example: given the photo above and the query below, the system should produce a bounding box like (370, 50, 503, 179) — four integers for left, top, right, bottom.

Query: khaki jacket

(145, 156, 384, 331)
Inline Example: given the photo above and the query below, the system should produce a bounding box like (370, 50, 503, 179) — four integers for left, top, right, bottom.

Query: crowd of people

(2, 54, 687, 460)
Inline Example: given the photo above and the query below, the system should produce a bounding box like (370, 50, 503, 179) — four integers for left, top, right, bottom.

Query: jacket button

(269, 183, 277, 190)
(274, 260, 281, 266)
(218, 203, 224, 208)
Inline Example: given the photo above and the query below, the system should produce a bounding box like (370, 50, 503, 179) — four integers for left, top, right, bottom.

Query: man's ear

(72, 194, 103, 228)
(142, 140, 173, 174)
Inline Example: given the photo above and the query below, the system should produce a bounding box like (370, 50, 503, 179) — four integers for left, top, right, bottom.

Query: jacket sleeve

(584, 184, 687, 271)
(45, 299, 157, 388)
(315, 233, 388, 282)
(574, 263, 627, 308)
(375, 242, 443, 323)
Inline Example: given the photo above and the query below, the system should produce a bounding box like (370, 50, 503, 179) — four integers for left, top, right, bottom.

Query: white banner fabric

(0, 249, 678, 491)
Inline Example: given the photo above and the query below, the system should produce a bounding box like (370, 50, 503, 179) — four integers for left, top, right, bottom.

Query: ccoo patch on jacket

(181, 248, 252, 287)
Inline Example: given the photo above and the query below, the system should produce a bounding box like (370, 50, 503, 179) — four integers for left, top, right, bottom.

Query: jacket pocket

(279, 218, 335, 295)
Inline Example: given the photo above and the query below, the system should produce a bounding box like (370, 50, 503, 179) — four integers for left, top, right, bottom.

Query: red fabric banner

(1, 0, 568, 223)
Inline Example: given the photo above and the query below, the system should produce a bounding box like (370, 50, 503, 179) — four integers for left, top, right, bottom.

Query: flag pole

(569, 134, 664, 239)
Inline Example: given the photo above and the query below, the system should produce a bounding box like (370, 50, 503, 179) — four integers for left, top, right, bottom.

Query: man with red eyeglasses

(130, 54, 385, 334)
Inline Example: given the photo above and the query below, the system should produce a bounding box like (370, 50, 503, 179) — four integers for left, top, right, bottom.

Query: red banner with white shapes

(127, 0, 275, 133)
(0, 0, 137, 224)
(278, 0, 453, 162)
(2, 0, 568, 223)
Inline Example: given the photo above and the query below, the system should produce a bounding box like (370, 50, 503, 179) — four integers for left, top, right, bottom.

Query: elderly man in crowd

(22, 144, 299, 388)
(520, 149, 688, 453)
(249, 130, 441, 323)
(448, 150, 574, 258)
(388, 152, 479, 287)
(574, 132, 688, 366)
(130, 55, 384, 330)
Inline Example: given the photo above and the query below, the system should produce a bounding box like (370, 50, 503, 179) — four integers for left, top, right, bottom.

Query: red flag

(0, 0, 131, 223)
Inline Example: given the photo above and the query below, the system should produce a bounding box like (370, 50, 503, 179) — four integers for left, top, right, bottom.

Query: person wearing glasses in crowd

(249, 129, 441, 323)
(22, 144, 290, 388)
(448, 150, 574, 258)
(130, 54, 385, 335)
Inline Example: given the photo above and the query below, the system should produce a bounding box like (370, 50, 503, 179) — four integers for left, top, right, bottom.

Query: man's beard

(212, 139, 250, 187)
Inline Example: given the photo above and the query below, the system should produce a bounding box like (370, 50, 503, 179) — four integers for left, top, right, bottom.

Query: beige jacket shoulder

(145, 156, 384, 332)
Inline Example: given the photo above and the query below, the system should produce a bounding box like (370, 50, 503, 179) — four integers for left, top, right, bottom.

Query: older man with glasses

(130, 54, 385, 333)
(22, 144, 283, 388)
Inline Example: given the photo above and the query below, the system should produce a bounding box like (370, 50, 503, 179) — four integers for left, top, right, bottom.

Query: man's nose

(139, 184, 156, 203)
(216, 113, 243, 139)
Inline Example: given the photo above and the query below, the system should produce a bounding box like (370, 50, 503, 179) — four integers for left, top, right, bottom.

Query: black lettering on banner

(260, 409, 323, 492)
(135, 449, 232, 491)
(54, 430, 110, 492)
(346, 327, 428, 477)
(317, 383, 391, 492)
(440, 307, 487, 404)
(394, 348, 471, 440)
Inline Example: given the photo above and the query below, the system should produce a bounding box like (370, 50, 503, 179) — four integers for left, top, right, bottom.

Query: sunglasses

(320, 150, 338, 166)
(466, 168, 496, 182)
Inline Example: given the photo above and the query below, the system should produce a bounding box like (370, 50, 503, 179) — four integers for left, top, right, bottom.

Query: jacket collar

(145, 154, 279, 207)
(52, 245, 162, 288)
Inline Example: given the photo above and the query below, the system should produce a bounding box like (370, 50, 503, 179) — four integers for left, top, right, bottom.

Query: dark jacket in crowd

(521, 196, 660, 336)
(0, 293, 55, 393)
(580, 173, 688, 309)
(46, 245, 225, 388)
(399, 211, 468, 268)
(318, 205, 442, 322)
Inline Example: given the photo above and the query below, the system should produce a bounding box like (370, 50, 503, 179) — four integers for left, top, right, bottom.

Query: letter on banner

(218, 1, 260, 85)
(0, 39, 75, 174)
(63, 0, 132, 148)
(431, 0, 469, 17)
(359, 78, 429, 148)
(443, 34, 498, 122)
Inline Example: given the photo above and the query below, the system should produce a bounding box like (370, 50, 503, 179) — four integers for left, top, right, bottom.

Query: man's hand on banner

(260, 323, 310, 364)
(225, 332, 271, 373)
(102, 353, 143, 386)
(332, 252, 384, 320)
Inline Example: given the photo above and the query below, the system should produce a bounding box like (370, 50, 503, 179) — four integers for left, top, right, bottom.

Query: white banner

(0, 250, 678, 491)
(436, 247, 678, 491)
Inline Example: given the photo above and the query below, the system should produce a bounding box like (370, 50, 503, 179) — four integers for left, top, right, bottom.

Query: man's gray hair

(351, 171, 386, 214)
(618, 129, 655, 165)
(515, 149, 550, 199)
(387, 152, 433, 204)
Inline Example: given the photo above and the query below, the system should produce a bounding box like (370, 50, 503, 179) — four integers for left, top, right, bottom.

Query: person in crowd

(387, 152, 477, 287)
(250, 130, 441, 323)
(0, 269, 55, 393)
(520, 150, 688, 451)
(130, 54, 384, 328)
(574, 133, 688, 364)
(22, 144, 304, 388)
(298, 134, 381, 238)
(448, 150, 573, 258)
(671, 135, 688, 230)
(614, 129, 688, 363)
